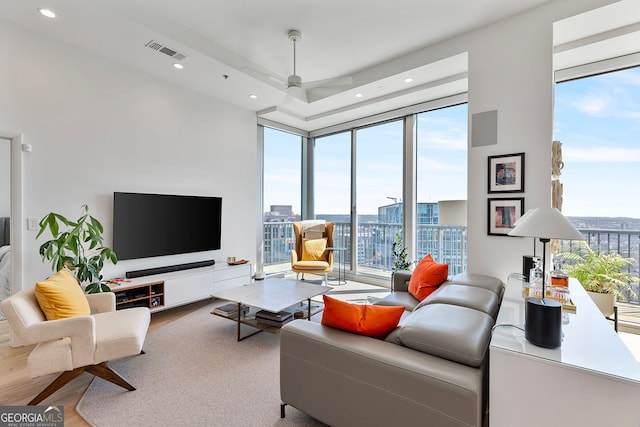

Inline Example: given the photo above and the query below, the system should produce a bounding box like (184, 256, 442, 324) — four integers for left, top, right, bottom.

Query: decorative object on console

(508, 207, 584, 348)
(37, 205, 117, 293)
(487, 198, 524, 236)
(227, 259, 249, 265)
(488, 152, 525, 193)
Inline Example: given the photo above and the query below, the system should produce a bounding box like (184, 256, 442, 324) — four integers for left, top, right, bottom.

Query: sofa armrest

(392, 270, 412, 292)
(290, 249, 299, 265)
(86, 292, 116, 313)
(281, 320, 484, 427)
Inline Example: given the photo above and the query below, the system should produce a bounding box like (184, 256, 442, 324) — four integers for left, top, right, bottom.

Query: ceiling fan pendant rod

(288, 29, 302, 79)
(293, 39, 297, 76)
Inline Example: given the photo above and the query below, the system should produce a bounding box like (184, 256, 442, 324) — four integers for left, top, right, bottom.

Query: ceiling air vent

(145, 40, 188, 61)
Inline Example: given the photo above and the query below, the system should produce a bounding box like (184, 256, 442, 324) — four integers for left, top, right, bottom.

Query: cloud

(563, 146, 640, 162)
(570, 92, 610, 116)
(418, 130, 467, 151)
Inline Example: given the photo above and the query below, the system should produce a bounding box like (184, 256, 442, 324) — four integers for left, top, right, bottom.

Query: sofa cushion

(408, 255, 448, 301)
(395, 303, 494, 367)
(301, 237, 328, 261)
(415, 284, 501, 318)
(321, 295, 404, 339)
(35, 269, 91, 320)
(449, 273, 504, 297)
(374, 291, 419, 311)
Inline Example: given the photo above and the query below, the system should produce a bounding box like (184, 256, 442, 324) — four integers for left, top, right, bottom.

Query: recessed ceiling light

(404, 78, 413, 83)
(38, 8, 56, 18)
(249, 94, 258, 99)
(172, 63, 184, 69)
(355, 93, 363, 98)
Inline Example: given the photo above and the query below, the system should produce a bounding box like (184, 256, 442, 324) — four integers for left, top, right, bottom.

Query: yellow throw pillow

(35, 269, 91, 320)
(301, 237, 328, 261)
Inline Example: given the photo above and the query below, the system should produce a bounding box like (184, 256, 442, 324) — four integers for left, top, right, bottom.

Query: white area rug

(77, 301, 325, 426)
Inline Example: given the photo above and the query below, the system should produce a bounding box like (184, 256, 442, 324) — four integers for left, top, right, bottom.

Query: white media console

(111, 262, 252, 312)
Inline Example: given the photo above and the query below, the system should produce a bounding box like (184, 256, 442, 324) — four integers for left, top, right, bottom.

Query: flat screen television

(113, 192, 222, 260)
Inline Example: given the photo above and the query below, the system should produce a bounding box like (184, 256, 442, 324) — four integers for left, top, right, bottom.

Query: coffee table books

(255, 310, 293, 327)
(212, 302, 249, 318)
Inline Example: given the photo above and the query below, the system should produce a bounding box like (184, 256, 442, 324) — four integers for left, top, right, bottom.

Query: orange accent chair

(290, 221, 335, 284)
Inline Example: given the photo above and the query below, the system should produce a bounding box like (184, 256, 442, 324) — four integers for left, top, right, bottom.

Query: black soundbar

(125, 260, 215, 279)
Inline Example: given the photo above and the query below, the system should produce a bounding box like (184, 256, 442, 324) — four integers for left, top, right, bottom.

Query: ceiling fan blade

(303, 75, 353, 89)
(286, 85, 308, 103)
(241, 67, 286, 87)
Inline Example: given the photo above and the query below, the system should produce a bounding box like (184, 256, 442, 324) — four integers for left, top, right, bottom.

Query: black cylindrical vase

(525, 297, 562, 348)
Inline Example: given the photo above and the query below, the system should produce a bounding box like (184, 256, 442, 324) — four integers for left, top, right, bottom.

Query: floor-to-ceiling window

(262, 127, 303, 275)
(314, 131, 352, 272)
(555, 66, 640, 317)
(260, 97, 468, 286)
(355, 120, 404, 279)
(416, 104, 468, 274)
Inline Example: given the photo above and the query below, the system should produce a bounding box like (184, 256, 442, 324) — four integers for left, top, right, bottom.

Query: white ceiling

(2, 0, 637, 131)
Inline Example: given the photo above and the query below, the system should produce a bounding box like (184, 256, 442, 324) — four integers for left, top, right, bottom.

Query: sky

(263, 105, 468, 216)
(264, 67, 640, 219)
(554, 67, 640, 218)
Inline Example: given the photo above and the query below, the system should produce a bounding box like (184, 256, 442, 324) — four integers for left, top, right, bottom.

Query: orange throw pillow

(408, 254, 448, 301)
(321, 295, 404, 339)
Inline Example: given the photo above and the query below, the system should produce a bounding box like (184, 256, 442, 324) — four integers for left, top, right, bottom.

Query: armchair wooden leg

(28, 367, 86, 405)
(28, 362, 135, 405)
(85, 362, 135, 391)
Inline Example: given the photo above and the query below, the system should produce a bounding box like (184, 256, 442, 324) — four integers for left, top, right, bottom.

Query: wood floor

(0, 299, 209, 426)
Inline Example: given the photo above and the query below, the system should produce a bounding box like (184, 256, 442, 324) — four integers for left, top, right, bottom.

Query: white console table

(111, 262, 251, 312)
(490, 278, 640, 427)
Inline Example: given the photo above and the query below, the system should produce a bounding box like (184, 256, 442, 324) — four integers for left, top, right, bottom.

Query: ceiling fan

(247, 29, 353, 104)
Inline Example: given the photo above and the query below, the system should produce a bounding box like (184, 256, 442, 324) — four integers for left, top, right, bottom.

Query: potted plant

(557, 241, 639, 317)
(391, 233, 411, 272)
(37, 205, 118, 293)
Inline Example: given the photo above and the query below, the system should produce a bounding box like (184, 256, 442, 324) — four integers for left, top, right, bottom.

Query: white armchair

(0, 287, 150, 405)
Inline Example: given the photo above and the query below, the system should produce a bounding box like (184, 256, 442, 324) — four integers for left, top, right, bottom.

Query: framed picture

(488, 152, 525, 193)
(488, 198, 524, 236)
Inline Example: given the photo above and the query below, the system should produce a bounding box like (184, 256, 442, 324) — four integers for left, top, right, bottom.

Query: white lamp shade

(508, 207, 584, 240)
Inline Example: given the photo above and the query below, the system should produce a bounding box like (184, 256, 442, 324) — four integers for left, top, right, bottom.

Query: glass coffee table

(211, 278, 332, 341)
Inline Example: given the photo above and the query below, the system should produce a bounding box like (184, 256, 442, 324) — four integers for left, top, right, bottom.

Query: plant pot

(586, 290, 615, 318)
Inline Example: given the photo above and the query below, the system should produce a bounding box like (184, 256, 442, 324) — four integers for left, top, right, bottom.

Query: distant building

(378, 202, 438, 224)
(265, 205, 299, 222)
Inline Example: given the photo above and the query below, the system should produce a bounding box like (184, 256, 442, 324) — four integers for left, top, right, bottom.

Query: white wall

(462, 0, 616, 282)
(0, 22, 257, 289)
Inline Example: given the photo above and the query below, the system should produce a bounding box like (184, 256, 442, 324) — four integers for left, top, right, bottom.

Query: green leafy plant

(37, 205, 118, 293)
(557, 241, 638, 301)
(391, 233, 412, 271)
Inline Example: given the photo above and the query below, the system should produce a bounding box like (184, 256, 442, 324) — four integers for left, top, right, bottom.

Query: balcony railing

(263, 221, 467, 277)
(560, 228, 640, 305)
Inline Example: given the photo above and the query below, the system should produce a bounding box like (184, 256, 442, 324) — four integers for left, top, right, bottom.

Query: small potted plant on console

(558, 241, 638, 318)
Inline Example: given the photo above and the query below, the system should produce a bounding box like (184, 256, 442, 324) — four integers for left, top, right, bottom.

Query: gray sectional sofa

(280, 271, 504, 427)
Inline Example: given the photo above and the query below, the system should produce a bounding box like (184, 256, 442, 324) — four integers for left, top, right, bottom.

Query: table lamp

(508, 207, 584, 348)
